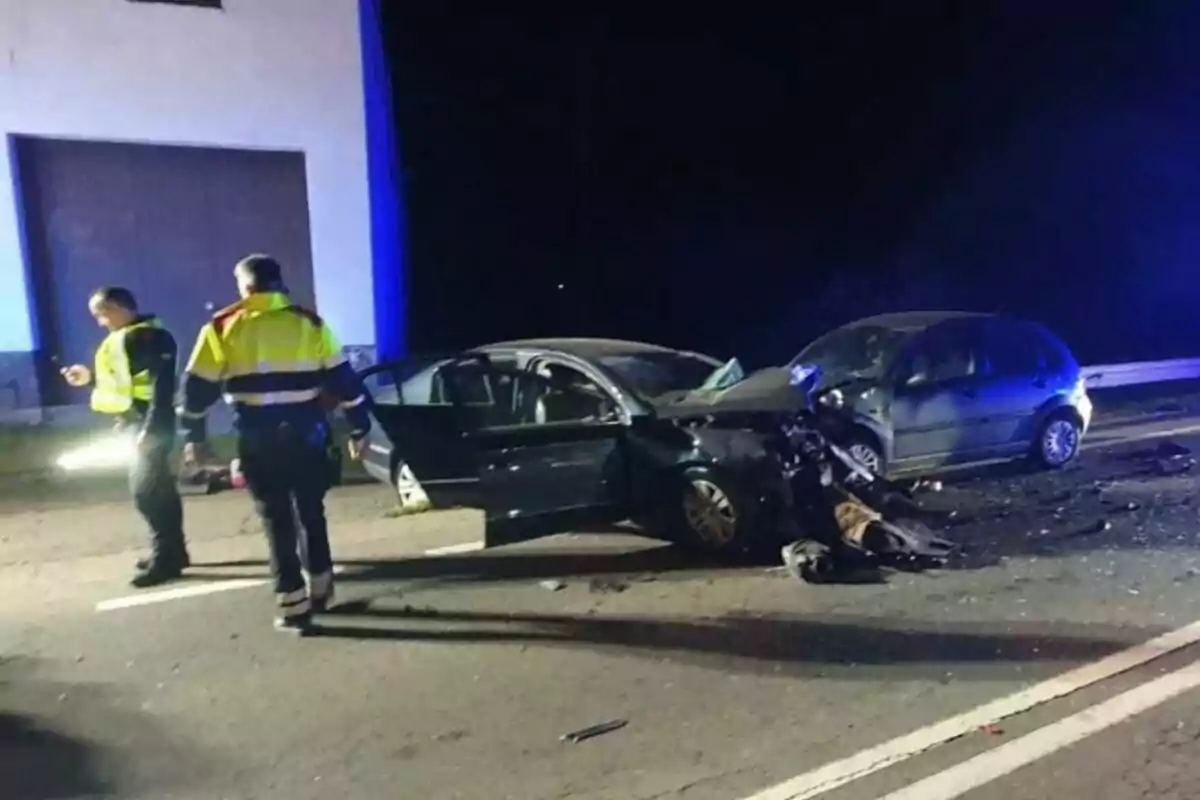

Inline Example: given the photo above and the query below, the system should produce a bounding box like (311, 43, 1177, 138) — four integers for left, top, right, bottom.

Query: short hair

(89, 286, 138, 311)
(234, 254, 287, 292)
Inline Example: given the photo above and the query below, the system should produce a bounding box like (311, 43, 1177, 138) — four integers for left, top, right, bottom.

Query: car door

(359, 353, 505, 510)
(439, 361, 631, 548)
(887, 321, 990, 466)
(972, 319, 1056, 452)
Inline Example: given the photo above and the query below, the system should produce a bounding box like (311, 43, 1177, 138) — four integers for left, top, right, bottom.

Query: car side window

(985, 323, 1047, 377)
(895, 327, 978, 388)
(433, 359, 520, 426)
(507, 364, 619, 427)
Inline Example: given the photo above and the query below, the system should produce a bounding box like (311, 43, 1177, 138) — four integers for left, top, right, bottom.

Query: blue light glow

(789, 362, 822, 387)
(358, 0, 406, 359)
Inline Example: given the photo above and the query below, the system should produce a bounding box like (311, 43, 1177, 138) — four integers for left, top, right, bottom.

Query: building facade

(0, 0, 402, 409)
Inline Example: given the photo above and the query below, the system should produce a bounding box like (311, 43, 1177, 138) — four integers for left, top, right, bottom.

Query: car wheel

(671, 466, 759, 557)
(1033, 412, 1082, 469)
(394, 462, 433, 513)
(845, 433, 885, 477)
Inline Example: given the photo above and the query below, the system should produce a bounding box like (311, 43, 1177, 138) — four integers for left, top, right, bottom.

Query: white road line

(1084, 421, 1200, 449)
(94, 564, 353, 612)
(739, 618, 1200, 800)
(879, 658, 1200, 800)
(96, 579, 266, 611)
(424, 541, 485, 556)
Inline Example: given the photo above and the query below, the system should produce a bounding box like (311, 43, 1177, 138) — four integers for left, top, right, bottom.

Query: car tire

(844, 431, 885, 478)
(669, 466, 760, 558)
(1032, 411, 1082, 470)
(393, 461, 433, 513)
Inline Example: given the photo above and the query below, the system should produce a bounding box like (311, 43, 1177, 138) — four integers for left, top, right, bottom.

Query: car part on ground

(769, 363, 959, 582)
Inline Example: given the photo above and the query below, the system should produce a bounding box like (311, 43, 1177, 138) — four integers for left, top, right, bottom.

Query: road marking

(1084, 421, 1200, 450)
(739, 617, 1200, 800)
(94, 564, 353, 612)
(96, 579, 265, 611)
(425, 541, 484, 556)
(879, 658, 1200, 800)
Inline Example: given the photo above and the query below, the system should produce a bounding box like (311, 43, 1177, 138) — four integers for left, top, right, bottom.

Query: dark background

(381, 2, 1200, 368)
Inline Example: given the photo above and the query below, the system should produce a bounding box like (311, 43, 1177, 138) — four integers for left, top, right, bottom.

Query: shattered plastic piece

(588, 578, 628, 594)
(1157, 440, 1192, 458)
(539, 580, 566, 592)
(1156, 456, 1195, 476)
(560, 719, 628, 743)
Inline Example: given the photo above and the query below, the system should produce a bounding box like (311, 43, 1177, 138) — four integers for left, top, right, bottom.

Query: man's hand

(347, 436, 367, 462)
(60, 364, 91, 387)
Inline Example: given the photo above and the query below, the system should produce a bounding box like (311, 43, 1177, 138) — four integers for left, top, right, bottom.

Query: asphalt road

(4, 411, 1200, 799)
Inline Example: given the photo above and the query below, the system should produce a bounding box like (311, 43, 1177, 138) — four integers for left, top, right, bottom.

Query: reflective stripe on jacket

(184, 292, 345, 410)
(91, 318, 162, 414)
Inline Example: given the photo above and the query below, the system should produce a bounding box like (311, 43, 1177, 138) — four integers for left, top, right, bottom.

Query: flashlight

(55, 432, 137, 472)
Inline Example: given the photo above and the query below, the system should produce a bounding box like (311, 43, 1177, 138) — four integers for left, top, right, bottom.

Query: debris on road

(560, 719, 628, 743)
(539, 580, 567, 592)
(588, 578, 629, 594)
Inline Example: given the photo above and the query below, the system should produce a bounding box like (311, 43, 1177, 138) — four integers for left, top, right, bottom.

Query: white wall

(0, 0, 374, 351)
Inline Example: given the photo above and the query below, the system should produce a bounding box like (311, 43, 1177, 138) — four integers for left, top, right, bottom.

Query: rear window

(982, 320, 1071, 377)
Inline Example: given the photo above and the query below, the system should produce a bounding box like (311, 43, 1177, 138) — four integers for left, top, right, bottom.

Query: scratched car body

(358, 338, 808, 556)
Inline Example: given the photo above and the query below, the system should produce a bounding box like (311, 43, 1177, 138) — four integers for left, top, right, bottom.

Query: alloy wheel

(682, 478, 738, 545)
(1041, 418, 1079, 466)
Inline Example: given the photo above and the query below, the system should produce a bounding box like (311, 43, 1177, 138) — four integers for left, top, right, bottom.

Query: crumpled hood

(651, 366, 804, 419)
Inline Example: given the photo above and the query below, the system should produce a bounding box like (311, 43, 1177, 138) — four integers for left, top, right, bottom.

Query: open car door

(434, 360, 632, 549)
(359, 353, 501, 510)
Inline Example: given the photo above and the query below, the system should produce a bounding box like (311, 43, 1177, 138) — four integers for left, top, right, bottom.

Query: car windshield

(790, 323, 918, 383)
(599, 352, 720, 399)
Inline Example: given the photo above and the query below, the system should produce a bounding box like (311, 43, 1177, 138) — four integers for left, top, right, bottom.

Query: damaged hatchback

(787, 311, 1094, 479)
(359, 338, 812, 556)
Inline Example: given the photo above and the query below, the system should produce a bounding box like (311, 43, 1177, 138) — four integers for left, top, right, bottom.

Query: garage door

(14, 137, 316, 406)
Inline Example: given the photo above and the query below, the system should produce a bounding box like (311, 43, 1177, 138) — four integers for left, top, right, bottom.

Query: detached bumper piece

(782, 494, 958, 584)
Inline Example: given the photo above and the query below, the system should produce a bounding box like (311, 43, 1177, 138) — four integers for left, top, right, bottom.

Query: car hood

(650, 366, 803, 419)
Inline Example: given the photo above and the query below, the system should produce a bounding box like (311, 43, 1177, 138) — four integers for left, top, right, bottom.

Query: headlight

(56, 433, 137, 471)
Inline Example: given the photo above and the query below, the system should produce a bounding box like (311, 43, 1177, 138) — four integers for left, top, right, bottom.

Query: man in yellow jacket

(179, 255, 373, 634)
(60, 286, 190, 587)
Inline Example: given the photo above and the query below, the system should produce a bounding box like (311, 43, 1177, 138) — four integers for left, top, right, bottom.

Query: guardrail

(1082, 359, 1200, 390)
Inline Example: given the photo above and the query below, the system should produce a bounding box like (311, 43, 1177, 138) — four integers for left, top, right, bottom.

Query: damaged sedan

(358, 337, 955, 567)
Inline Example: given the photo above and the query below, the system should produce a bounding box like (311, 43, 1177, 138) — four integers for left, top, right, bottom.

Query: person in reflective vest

(60, 286, 190, 587)
(179, 255, 373, 635)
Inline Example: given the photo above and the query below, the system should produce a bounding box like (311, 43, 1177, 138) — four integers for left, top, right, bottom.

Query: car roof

(840, 310, 995, 333)
(473, 337, 715, 361)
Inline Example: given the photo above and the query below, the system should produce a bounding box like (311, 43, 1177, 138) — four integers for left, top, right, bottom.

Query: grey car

(789, 311, 1094, 479)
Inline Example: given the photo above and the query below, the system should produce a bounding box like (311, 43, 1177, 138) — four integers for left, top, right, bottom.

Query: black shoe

(130, 563, 183, 589)
(136, 550, 190, 572)
(273, 613, 314, 636)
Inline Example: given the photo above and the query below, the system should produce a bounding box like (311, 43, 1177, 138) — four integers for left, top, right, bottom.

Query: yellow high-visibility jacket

(91, 317, 164, 414)
(178, 292, 371, 442)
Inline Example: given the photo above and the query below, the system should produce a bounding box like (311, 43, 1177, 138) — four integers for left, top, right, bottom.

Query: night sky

(382, 3, 1200, 368)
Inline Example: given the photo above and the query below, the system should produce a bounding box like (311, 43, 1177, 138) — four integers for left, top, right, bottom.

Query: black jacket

(118, 315, 179, 438)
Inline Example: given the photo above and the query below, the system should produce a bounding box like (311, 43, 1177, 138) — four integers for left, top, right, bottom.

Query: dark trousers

(238, 422, 333, 597)
(129, 439, 186, 563)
